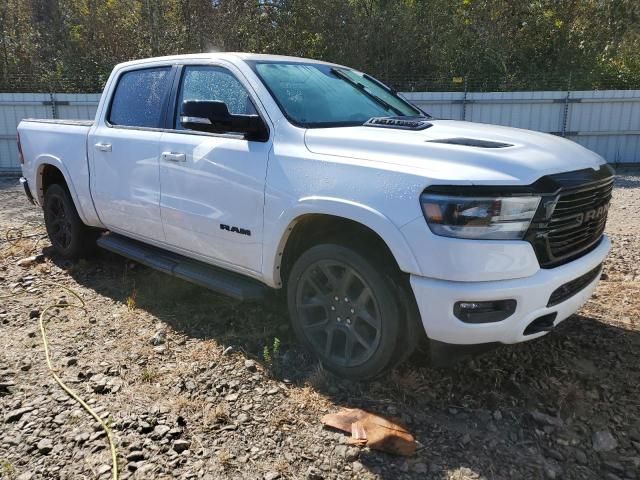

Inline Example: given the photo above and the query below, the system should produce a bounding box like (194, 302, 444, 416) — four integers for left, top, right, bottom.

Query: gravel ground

(0, 170, 639, 480)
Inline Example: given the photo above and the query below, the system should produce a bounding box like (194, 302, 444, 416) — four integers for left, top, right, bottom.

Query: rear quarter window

(108, 67, 172, 128)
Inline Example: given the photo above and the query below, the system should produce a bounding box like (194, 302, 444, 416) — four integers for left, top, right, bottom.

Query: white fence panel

(404, 89, 640, 164)
(1, 90, 639, 173)
(0, 93, 100, 173)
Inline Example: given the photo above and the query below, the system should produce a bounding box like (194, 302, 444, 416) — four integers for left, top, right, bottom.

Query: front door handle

(95, 142, 112, 152)
(161, 152, 186, 162)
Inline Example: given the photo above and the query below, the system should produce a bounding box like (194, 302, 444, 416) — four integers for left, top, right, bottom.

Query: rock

(4, 407, 34, 423)
(236, 413, 250, 424)
(139, 421, 153, 433)
(149, 331, 166, 346)
(225, 393, 239, 402)
(91, 375, 108, 393)
(546, 449, 564, 462)
(17, 255, 44, 267)
(106, 377, 123, 393)
(74, 432, 90, 443)
(530, 410, 563, 428)
(151, 424, 171, 439)
(126, 451, 145, 462)
(264, 472, 281, 480)
(37, 438, 53, 454)
(184, 380, 196, 391)
(96, 465, 111, 476)
(16, 473, 34, 480)
(604, 474, 622, 480)
(603, 461, 624, 473)
(461, 433, 471, 445)
(245, 359, 257, 372)
(544, 464, 559, 479)
(414, 463, 428, 474)
(173, 439, 191, 453)
(305, 466, 323, 480)
(134, 463, 156, 476)
(493, 410, 503, 421)
(4, 434, 22, 446)
(592, 430, 618, 452)
(575, 449, 588, 465)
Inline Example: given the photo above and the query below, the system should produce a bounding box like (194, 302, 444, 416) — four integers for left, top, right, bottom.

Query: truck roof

(114, 52, 341, 70)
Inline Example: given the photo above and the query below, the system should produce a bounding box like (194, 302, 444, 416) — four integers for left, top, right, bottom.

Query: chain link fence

(2, 71, 640, 94)
(384, 72, 640, 93)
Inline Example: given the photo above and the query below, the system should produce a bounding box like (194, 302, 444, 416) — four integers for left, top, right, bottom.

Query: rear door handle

(95, 142, 112, 152)
(161, 152, 186, 162)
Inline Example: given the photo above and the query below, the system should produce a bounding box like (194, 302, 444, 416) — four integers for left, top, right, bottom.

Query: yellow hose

(2, 278, 119, 479)
(1, 221, 119, 477)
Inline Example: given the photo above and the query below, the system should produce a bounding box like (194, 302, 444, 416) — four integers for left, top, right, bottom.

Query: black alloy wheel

(287, 243, 403, 379)
(43, 183, 97, 259)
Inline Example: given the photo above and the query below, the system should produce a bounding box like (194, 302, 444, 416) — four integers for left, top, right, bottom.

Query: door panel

(159, 65, 270, 273)
(89, 66, 173, 241)
(90, 127, 165, 240)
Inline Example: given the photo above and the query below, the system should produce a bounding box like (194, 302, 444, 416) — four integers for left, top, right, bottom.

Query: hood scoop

(364, 116, 433, 131)
(427, 137, 513, 148)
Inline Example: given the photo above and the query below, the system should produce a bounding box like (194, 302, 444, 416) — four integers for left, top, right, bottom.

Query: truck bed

(18, 118, 96, 223)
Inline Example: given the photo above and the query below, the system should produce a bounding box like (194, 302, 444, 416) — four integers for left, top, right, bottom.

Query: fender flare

(33, 156, 92, 225)
(262, 196, 423, 287)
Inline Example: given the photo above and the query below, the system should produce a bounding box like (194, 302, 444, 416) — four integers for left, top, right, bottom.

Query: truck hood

(304, 120, 606, 185)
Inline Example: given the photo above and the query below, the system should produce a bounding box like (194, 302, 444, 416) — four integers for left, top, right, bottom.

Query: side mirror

(180, 100, 267, 140)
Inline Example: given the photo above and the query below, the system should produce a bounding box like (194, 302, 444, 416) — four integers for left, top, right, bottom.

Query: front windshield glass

(249, 61, 423, 128)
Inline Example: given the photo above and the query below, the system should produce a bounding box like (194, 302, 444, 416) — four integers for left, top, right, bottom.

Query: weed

(140, 367, 158, 383)
(205, 403, 230, 425)
(126, 289, 137, 312)
(216, 448, 233, 470)
(262, 337, 281, 366)
(1, 459, 15, 478)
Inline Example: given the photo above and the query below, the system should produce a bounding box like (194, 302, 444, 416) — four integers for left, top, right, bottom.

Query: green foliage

(262, 337, 281, 366)
(0, 0, 639, 91)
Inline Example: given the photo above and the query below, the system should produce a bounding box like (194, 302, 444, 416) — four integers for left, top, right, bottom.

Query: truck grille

(526, 171, 613, 268)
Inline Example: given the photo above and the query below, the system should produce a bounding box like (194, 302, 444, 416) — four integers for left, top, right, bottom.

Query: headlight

(420, 193, 541, 240)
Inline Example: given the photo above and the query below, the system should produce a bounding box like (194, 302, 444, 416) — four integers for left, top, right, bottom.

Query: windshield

(249, 61, 423, 128)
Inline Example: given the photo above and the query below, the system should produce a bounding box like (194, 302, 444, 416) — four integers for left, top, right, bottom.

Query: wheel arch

(34, 158, 91, 225)
(264, 197, 422, 288)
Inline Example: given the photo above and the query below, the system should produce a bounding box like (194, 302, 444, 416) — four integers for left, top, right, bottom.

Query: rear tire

(43, 183, 96, 259)
(287, 243, 410, 380)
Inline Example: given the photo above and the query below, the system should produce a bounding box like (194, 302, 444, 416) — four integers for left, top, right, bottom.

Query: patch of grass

(1, 459, 15, 479)
(262, 337, 281, 366)
(305, 362, 330, 391)
(216, 448, 233, 470)
(205, 403, 230, 425)
(126, 289, 137, 312)
(140, 367, 159, 384)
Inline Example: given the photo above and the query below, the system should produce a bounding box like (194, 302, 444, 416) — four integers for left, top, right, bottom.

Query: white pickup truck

(17, 53, 613, 379)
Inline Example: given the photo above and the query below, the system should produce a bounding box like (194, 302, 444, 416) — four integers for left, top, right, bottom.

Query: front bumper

(410, 235, 610, 345)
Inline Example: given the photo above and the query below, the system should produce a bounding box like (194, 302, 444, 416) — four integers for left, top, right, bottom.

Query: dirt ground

(0, 170, 639, 480)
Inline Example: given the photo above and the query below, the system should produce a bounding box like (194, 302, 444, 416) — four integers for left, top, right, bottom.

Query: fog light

(454, 299, 517, 324)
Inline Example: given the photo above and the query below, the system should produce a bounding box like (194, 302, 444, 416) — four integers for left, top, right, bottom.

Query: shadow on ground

(48, 247, 640, 480)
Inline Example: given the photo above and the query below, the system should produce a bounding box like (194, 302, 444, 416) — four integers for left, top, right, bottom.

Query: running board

(97, 233, 267, 301)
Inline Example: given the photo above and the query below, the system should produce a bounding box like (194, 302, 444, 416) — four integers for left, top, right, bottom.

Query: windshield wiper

(330, 68, 404, 116)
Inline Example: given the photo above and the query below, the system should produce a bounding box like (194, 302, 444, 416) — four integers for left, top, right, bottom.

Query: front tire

(287, 243, 404, 380)
(43, 183, 96, 259)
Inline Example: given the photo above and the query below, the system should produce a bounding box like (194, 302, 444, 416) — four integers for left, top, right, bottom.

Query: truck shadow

(52, 249, 640, 480)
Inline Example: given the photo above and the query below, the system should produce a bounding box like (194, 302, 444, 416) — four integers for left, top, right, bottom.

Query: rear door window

(109, 67, 172, 128)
